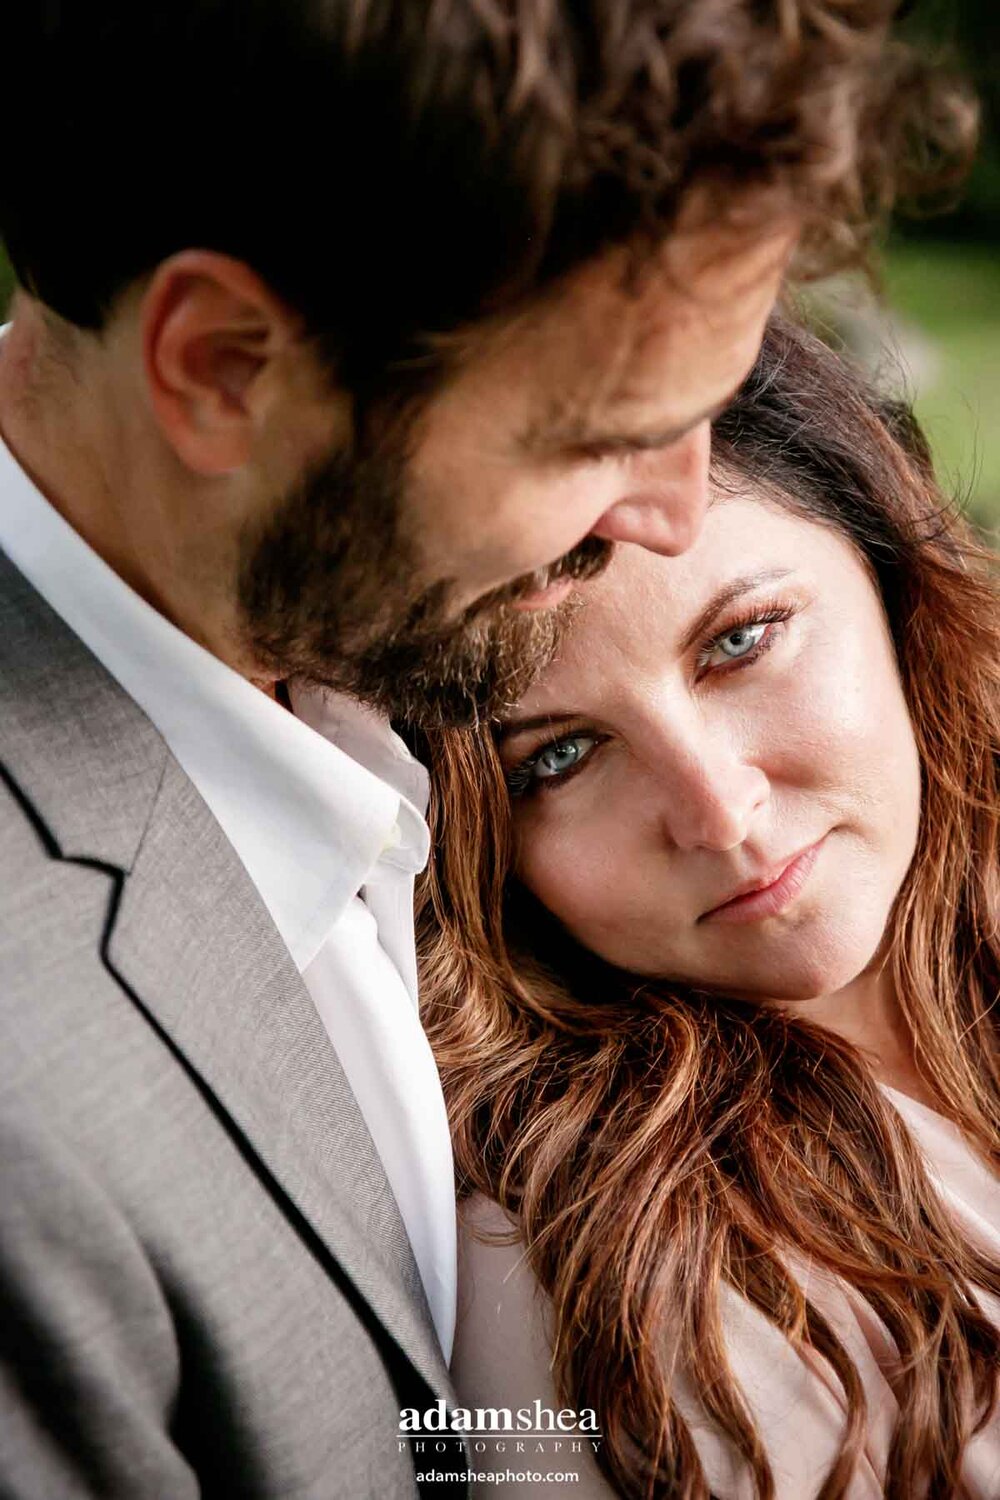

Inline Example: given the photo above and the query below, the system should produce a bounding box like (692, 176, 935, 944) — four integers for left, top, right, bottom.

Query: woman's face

(496, 490, 922, 1001)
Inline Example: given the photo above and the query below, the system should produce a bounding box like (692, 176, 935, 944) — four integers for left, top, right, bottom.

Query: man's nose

(651, 721, 770, 853)
(588, 421, 711, 556)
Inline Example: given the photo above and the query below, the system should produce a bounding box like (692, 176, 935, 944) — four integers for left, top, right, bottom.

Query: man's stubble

(237, 441, 611, 727)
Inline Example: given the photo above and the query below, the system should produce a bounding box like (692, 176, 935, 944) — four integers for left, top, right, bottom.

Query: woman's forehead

(569, 496, 801, 632)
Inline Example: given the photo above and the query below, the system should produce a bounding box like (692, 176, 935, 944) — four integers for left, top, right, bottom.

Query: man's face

(239, 220, 795, 725)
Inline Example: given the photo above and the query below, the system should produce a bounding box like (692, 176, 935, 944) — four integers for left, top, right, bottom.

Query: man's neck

(0, 305, 267, 685)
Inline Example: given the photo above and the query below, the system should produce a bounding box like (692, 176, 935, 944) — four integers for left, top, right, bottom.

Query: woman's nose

(589, 422, 711, 557)
(652, 727, 770, 852)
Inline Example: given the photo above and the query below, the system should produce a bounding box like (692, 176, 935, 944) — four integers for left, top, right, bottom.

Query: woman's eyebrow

(495, 711, 582, 746)
(679, 568, 794, 653)
(497, 569, 794, 743)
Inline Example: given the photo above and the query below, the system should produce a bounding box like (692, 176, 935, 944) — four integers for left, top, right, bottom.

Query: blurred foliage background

(0, 1, 996, 535)
(805, 0, 1000, 541)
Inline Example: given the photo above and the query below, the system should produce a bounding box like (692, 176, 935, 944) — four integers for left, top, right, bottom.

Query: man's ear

(141, 251, 301, 476)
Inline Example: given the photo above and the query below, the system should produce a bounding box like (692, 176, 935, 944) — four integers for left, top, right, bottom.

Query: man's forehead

(516, 312, 691, 450)
(515, 263, 773, 453)
(517, 338, 738, 456)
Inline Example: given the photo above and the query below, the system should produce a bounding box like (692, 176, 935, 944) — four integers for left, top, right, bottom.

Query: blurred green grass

(882, 241, 1000, 538)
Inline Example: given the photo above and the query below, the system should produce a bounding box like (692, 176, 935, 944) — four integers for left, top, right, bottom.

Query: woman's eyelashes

(505, 732, 601, 798)
(503, 601, 799, 799)
(695, 601, 795, 679)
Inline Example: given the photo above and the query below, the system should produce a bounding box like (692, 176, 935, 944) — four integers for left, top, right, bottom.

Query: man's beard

(237, 443, 611, 727)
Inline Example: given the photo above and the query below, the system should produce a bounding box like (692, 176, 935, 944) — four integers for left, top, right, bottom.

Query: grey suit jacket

(0, 551, 467, 1499)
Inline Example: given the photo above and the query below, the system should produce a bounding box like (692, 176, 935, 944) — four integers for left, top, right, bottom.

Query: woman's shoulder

(456, 1193, 543, 1323)
(880, 1086, 1000, 1260)
(460, 1191, 521, 1237)
(453, 1194, 889, 1500)
(453, 1195, 620, 1498)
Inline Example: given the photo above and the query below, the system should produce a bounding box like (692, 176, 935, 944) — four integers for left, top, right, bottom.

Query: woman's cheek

(515, 802, 627, 934)
(772, 610, 920, 877)
(815, 617, 917, 799)
(763, 615, 888, 785)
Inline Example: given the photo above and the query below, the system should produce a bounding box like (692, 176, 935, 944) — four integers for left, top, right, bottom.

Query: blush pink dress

(452, 1087, 1000, 1499)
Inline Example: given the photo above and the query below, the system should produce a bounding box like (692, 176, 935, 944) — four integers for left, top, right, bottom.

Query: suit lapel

(106, 756, 453, 1399)
(0, 551, 453, 1404)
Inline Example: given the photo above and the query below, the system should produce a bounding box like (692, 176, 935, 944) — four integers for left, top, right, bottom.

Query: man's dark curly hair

(1, 1, 976, 392)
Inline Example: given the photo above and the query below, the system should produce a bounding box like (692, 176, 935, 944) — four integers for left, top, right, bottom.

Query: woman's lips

(700, 838, 825, 925)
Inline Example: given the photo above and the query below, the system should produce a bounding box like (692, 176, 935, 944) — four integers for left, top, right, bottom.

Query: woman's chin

(747, 959, 868, 1005)
(662, 918, 888, 1008)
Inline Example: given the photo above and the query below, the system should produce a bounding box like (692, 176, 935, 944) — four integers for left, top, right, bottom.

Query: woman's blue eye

(707, 621, 768, 666)
(532, 735, 595, 781)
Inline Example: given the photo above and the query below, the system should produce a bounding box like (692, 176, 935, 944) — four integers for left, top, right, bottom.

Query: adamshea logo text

(399, 1400, 600, 1435)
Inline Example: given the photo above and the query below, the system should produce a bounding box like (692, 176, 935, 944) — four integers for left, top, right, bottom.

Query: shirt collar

(0, 427, 429, 972)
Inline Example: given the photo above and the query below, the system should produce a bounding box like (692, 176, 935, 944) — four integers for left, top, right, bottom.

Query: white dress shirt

(0, 427, 457, 1359)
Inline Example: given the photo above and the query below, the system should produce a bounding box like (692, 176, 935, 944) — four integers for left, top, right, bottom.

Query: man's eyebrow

(679, 568, 794, 654)
(518, 389, 739, 459)
(524, 418, 692, 457)
(494, 711, 583, 746)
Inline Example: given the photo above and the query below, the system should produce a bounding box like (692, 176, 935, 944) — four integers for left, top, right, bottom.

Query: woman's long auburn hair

(413, 315, 1000, 1500)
